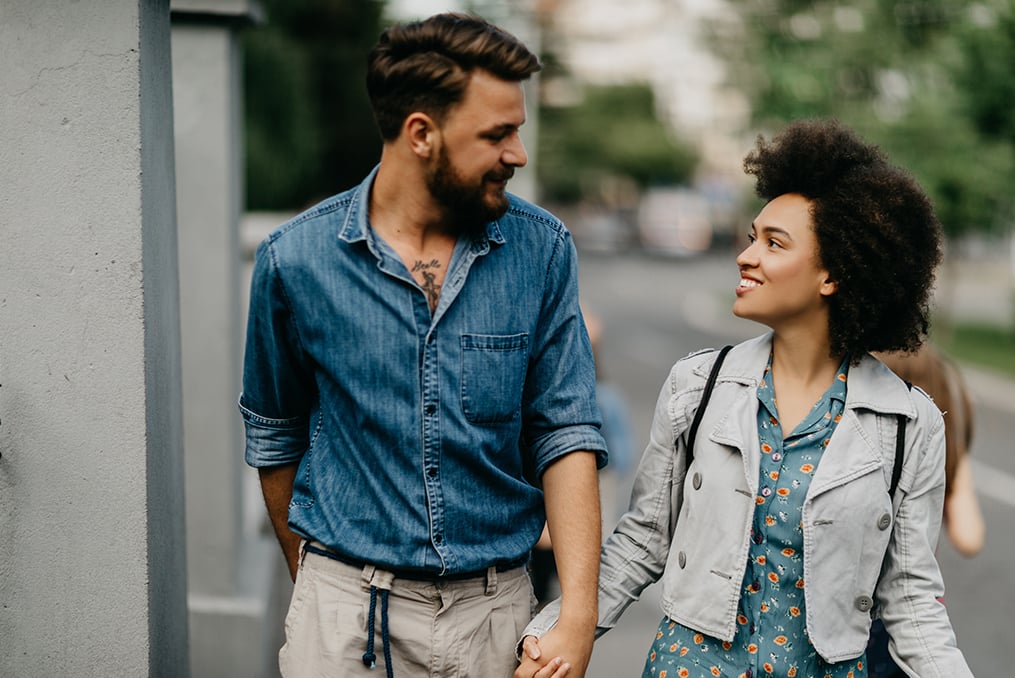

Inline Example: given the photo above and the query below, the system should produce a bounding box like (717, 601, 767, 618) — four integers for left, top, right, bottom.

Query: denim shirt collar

(337, 164, 507, 256)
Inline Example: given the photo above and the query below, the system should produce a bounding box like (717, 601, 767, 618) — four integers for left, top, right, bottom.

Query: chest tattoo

(412, 259, 442, 311)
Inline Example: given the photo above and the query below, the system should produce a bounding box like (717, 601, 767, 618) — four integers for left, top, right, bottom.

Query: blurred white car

(637, 188, 712, 256)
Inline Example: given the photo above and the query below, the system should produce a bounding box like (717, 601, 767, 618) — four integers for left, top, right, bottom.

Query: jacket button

(878, 513, 892, 530)
(678, 551, 686, 568)
(692, 472, 702, 490)
(855, 595, 874, 612)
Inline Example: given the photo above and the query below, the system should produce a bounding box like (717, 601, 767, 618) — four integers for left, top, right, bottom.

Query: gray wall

(0, 1, 188, 675)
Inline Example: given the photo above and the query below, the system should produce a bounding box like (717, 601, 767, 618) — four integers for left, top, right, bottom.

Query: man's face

(426, 69, 528, 235)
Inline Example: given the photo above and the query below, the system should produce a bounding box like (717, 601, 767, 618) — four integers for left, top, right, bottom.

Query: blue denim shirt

(240, 168, 607, 575)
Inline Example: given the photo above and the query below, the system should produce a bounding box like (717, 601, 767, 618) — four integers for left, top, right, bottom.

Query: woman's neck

(769, 329, 846, 434)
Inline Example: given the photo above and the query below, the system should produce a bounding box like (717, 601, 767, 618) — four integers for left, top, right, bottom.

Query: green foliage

(712, 0, 1015, 238)
(243, 0, 385, 210)
(936, 321, 1015, 377)
(955, 0, 1015, 143)
(537, 84, 697, 204)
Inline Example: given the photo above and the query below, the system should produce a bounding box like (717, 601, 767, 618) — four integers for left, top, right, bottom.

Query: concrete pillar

(0, 1, 188, 676)
(170, 2, 280, 676)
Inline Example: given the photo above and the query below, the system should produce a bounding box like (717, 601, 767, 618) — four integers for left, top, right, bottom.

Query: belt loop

(297, 539, 308, 570)
(361, 564, 376, 589)
(484, 566, 498, 596)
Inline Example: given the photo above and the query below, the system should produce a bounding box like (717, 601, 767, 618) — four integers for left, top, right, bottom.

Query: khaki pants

(279, 545, 534, 677)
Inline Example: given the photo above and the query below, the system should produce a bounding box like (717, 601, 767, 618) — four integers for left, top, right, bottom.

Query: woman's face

(733, 193, 837, 331)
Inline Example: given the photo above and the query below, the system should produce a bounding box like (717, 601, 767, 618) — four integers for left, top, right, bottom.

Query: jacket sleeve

(523, 357, 696, 639)
(876, 393, 974, 677)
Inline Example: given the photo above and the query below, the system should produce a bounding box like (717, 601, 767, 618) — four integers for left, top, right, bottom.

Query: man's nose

(503, 133, 528, 168)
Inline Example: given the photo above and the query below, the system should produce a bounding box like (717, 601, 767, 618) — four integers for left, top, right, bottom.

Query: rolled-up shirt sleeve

(239, 238, 318, 468)
(523, 227, 608, 476)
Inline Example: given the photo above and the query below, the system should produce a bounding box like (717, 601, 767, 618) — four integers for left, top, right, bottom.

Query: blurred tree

(537, 83, 698, 204)
(243, 0, 385, 210)
(711, 0, 1014, 238)
(954, 1, 1015, 145)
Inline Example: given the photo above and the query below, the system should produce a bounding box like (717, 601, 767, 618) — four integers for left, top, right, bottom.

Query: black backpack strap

(685, 345, 733, 468)
(888, 381, 913, 499)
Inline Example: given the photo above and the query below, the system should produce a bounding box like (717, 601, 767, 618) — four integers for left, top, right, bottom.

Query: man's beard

(426, 146, 512, 239)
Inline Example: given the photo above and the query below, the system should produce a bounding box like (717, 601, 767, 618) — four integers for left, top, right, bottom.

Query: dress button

(425, 404, 436, 415)
(855, 595, 874, 612)
(692, 472, 702, 490)
(678, 551, 686, 568)
(878, 513, 892, 530)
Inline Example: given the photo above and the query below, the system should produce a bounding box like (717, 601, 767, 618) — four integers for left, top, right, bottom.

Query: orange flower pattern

(643, 358, 865, 677)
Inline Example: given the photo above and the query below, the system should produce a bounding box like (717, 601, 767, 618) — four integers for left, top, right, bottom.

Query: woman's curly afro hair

(743, 118, 942, 359)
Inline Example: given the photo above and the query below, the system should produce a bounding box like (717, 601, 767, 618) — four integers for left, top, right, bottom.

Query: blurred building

(540, 0, 750, 177)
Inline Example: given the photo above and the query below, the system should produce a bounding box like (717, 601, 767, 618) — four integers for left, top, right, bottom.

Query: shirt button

(692, 472, 702, 490)
(753, 533, 764, 545)
(427, 467, 437, 478)
(746, 670, 753, 678)
(772, 452, 782, 462)
(878, 513, 892, 530)
(434, 534, 443, 544)
(425, 404, 436, 415)
(677, 551, 686, 568)
(855, 595, 874, 612)
(761, 487, 772, 497)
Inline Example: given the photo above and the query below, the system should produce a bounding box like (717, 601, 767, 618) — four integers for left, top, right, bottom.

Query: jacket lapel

(809, 354, 916, 498)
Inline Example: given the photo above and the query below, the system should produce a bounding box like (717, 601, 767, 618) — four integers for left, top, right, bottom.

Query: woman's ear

(820, 275, 838, 297)
(404, 112, 437, 158)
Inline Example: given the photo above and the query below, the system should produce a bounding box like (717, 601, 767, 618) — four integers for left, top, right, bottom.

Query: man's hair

(366, 12, 541, 141)
(744, 118, 943, 359)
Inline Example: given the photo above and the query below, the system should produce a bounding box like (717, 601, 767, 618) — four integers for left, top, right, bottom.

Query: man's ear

(404, 112, 437, 158)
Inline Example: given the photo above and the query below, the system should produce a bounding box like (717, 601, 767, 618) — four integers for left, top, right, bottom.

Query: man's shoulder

(268, 189, 357, 244)
(503, 193, 567, 234)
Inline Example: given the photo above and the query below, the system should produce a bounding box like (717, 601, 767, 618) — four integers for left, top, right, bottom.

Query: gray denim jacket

(525, 333, 973, 677)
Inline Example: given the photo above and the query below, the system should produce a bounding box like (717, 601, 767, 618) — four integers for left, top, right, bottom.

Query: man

(239, 13, 606, 678)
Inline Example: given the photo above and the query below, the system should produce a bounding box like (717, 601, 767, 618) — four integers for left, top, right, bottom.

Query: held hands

(515, 636, 570, 678)
(514, 625, 594, 678)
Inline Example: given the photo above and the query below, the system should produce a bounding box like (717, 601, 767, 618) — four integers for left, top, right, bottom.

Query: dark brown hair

(744, 119, 943, 359)
(366, 12, 540, 141)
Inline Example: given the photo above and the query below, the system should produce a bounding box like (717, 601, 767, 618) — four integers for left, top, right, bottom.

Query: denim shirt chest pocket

(460, 332, 529, 424)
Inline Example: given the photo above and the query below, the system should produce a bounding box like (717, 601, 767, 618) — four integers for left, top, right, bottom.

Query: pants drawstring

(363, 585, 394, 678)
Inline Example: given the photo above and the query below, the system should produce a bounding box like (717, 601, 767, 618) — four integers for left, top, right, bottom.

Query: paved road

(574, 248, 1014, 677)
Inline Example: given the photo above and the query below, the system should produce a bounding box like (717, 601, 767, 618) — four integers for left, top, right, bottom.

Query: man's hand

(514, 622, 594, 678)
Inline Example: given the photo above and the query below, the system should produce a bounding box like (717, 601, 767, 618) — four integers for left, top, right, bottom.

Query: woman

(517, 119, 973, 678)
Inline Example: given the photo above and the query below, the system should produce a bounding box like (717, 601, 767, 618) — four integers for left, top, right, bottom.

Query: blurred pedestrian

(518, 119, 973, 678)
(239, 13, 606, 678)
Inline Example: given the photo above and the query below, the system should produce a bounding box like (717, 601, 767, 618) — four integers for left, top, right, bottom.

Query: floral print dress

(643, 357, 865, 678)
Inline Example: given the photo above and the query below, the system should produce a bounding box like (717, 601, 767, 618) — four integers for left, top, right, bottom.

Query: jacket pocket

(461, 333, 529, 424)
